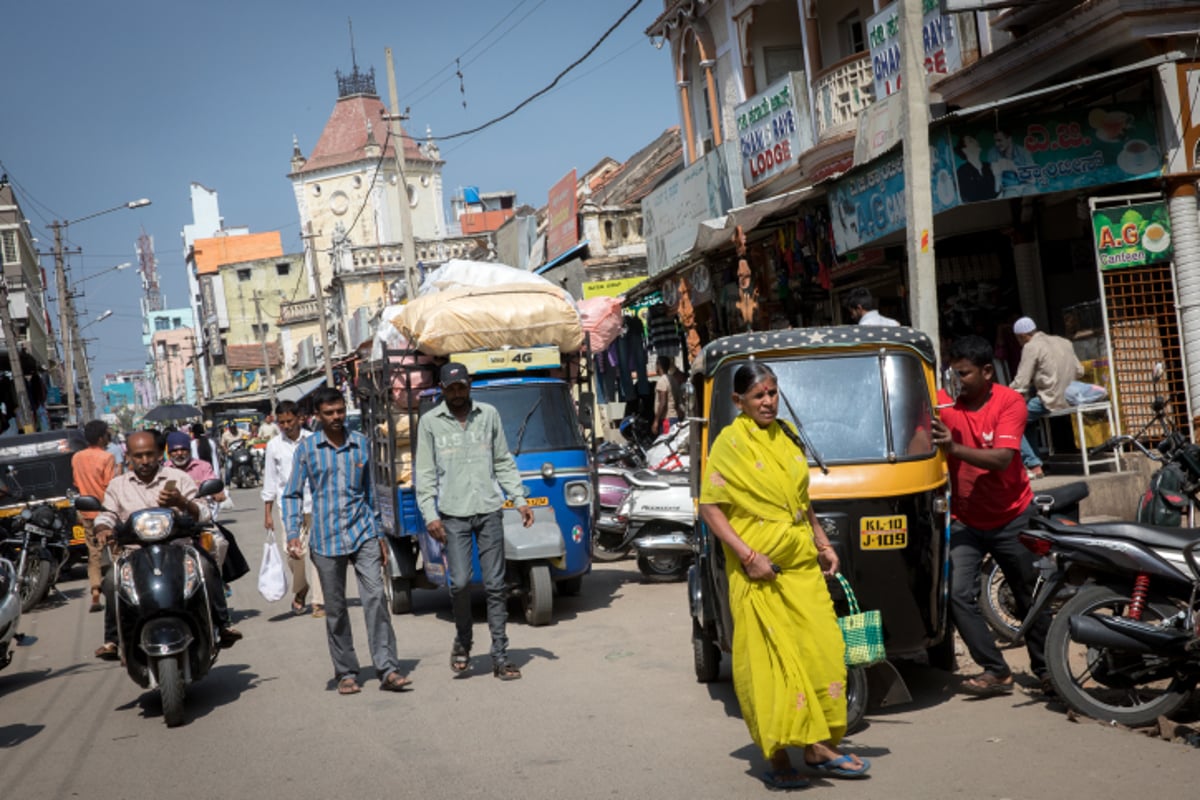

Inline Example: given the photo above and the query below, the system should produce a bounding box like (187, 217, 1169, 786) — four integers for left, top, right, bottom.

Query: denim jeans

(1020, 396, 1048, 469)
(949, 503, 1049, 678)
(442, 511, 510, 665)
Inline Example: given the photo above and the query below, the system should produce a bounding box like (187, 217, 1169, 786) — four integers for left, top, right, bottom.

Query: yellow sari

(700, 414, 847, 757)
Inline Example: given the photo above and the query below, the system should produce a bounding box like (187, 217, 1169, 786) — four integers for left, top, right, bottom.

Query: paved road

(1, 487, 1195, 799)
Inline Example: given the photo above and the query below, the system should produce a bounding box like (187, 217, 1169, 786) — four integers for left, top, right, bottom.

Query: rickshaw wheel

(387, 577, 413, 615)
(523, 565, 553, 626)
(692, 620, 721, 682)
(845, 667, 868, 733)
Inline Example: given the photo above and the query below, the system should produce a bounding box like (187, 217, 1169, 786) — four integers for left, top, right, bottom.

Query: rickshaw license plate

(859, 516, 908, 550)
(503, 497, 549, 508)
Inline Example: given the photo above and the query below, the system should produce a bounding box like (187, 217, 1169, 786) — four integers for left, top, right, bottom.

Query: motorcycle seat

(1082, 521, 1200, 551)
(628, 469, 690, 488)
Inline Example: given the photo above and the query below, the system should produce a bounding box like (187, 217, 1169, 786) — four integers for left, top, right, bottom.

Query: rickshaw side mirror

(577, 392, 595, 430)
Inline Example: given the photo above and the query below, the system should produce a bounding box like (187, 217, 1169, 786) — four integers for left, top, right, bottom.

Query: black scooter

(75, 479, 229, 727)
(227, 440, 260, 489)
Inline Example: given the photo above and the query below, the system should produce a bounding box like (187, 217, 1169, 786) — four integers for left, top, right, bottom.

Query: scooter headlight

(182, 552, 202, 599)
(565, 480, 591, 507)
(131, 509, 175, 543)
(118, 561, 139, 604)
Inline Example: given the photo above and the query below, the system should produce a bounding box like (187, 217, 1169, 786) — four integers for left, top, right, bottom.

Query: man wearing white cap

(1009, 317, 1084, 479)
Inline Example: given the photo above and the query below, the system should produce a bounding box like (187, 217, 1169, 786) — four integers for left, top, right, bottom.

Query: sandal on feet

(806, 754, 871, 779)
(312, 605, 325, 619)
(94, 642, 119, 660)
(961, 672, 1014, 696)
(291, 590, 307, 615)
(493, 662, 522, 681)
(380, 671, 412, 692)
(760, 767, 810, 790)
(450, 642, 470, 674)
(337, 677, 361, 695)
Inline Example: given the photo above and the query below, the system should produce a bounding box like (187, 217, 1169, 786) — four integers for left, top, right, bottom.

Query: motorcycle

(980, 482, 1090, 639)
(0, 556, 21, 671)
(612, 468, 694, 581)
(227, 440, 260, 489)
(0, 496, 73, 613)
(75, 479, 230, 728)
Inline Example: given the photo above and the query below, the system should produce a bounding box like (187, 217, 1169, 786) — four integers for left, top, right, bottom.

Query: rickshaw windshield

(709, 352, 935, 464)
(419, 382, 586, 454)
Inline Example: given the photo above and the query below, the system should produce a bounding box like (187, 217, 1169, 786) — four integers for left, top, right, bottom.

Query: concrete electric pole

(899, 0, 941, 360)
(50, 222, 78, 425)
(302, 223, 335, 388)
(0, 277, 35, 432)
(252, 289, 278, 415)
(384, 47, 420, 301)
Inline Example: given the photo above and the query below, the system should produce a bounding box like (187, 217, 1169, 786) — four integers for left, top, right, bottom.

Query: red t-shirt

(941, 383, 1032, 530)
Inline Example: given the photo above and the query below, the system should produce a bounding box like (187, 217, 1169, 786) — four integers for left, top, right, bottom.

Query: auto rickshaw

(687, 326, 952, 719)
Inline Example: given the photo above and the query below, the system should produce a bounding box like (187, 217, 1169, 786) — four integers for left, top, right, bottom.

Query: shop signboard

(828, 132, 959, 255)
(868, 0, 962, 99)
(734, 71, 814, 191)
(854, 93, 902, 166)
(1091, 200, 1173, 271)
(581, 277, 646, 299)
(546, 170, 578, 261)
(948, 102, 1161, 203)
(643, 143, 742, 277)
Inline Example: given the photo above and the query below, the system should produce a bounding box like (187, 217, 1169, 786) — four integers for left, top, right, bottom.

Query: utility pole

(302, 223, 335, 388)
(71, 300, 92, 420)
(899, 0, 940, 358)
(50, 222, 77, 425)
(384, 47, 419, 300)
(189, 332, 204, 407)
(0, 277, 35, 432)
(252, 289, 278, 415)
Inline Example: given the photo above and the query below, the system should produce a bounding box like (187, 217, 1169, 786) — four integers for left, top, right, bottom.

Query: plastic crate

(396, 487, 423, 536)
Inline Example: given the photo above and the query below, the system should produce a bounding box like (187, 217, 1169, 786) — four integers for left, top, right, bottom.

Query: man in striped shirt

(282, 387, 410, 695)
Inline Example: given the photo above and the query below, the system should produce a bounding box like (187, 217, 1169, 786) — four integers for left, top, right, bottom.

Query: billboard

(1091, 201, 1173, 271)
(546, 170, 578, 261)
(868, 0, 962, 99)
(734, 71, 814, 191)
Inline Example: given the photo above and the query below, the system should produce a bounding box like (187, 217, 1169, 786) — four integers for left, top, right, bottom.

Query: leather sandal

(337, 676, 361, 695)
(94, 642, 119, 661)
(450, 641, 470, 674)
(493, 662, 522, 681)
(380, 671, 412, 692)
(961, 672, 1014, 696)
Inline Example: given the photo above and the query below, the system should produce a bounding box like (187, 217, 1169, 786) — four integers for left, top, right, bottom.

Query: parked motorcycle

(608, 468, 694, 581)
(981, 481, 1089, 639)
(75, 479, 230, 728)
(227, 440, 260, 489)
(0, 498, 73, 613)
(0, 556, 21, 671)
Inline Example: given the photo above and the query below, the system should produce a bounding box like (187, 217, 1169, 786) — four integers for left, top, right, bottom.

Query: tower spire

(335, 16, 376, 97)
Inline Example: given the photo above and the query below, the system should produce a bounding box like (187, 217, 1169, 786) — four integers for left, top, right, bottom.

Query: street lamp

(49, 199, 151, 425)
(80, 309, 113, 331)
(74, 261, 132, 290)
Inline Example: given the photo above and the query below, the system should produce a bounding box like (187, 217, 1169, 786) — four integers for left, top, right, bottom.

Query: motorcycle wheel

(592, 530, 631, 562)
(980, 561, 1020, 640)
(1045, 585, 1195, 726)
(522, 565, 553, 626)
(157, 658, 186, 728)
(845, 666, 868, 734)
(636, 551, 690, 583)
(692, 619, 721, 683)
(19, 557, 52, 613)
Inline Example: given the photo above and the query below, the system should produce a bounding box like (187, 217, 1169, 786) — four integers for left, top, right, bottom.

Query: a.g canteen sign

(1091, 200, 1173, 271)
(868, 0, 962, 99)
(735, 71, 813, 190)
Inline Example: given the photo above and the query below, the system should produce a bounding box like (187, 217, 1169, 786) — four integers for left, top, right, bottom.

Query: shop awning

(276, 376, 326, 404)
(535, 240, 590, 275)
(692, 184, 826, 256)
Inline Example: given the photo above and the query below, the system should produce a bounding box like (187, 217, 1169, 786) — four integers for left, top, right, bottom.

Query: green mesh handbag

(835, 573, 886, 667)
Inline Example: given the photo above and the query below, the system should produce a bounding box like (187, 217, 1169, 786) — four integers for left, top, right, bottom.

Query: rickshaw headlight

(565, 481, 591, 507)
(541, 462, 556, 480)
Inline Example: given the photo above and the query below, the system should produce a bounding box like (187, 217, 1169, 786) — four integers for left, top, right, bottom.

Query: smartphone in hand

(164, 480, 178, 493)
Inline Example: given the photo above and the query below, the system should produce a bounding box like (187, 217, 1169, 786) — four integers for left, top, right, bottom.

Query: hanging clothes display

(647, 303, 681, 359)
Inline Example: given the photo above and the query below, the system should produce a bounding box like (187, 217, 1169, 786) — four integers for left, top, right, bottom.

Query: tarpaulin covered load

(391, 283, 584, 355)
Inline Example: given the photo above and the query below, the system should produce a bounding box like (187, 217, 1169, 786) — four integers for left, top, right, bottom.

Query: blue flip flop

(760, 767, 811, 790)
(807, 754, 871, 779)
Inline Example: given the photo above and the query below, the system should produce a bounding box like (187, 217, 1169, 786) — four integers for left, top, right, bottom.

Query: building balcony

(344, 235, 492, 275)
(278, 298, 321, 325)
(813, 51, 874, 142)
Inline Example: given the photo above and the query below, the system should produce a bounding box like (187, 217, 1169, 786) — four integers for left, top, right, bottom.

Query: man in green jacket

(415, 362, 533, 681)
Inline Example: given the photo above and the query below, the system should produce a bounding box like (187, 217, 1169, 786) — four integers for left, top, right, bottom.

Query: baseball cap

(440, 362, 470, 387)
(166, 431, 191, 452)
(1013, 317, 1037, 335)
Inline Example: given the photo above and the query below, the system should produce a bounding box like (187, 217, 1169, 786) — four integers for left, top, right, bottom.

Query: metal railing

(813, 52, 875, 141)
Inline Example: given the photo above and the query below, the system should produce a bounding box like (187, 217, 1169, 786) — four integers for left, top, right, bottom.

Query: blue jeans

(1020, 397, 1048, 469)
(442, 511, 510, 665)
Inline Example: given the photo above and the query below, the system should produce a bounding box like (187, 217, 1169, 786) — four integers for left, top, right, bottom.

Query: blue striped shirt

(282, 429, 378, 557)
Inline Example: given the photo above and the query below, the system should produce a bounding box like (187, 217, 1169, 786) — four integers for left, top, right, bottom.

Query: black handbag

(217, 523, 251, 583)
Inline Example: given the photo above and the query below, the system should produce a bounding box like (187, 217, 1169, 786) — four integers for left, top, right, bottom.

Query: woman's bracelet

(741, 550, 759, 566)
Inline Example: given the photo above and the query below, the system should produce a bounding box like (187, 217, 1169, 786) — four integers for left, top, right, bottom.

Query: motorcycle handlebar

(1088, 435, 1161, 461)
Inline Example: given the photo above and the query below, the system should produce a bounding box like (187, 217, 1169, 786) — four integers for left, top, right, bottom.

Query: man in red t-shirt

(931, 335, 1050, 696)
(71, 420, 117, 612)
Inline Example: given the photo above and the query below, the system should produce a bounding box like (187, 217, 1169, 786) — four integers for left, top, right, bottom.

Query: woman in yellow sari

(698, 362, 870, 789)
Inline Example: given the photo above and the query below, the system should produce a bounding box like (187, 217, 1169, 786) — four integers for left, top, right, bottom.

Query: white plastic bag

(258, 529, 288, 602)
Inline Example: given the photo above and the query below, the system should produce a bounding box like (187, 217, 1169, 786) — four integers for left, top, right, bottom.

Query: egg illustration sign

(1091, 201, 1173, 270)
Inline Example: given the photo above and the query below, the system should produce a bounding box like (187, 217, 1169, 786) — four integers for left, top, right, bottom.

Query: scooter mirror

(197, 478, 225, 498)
(74, 495, 103, 513)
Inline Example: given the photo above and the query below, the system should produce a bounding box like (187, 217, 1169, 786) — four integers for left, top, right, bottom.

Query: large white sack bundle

(418, 259, 576, 304)
(393, 283, 584, 355)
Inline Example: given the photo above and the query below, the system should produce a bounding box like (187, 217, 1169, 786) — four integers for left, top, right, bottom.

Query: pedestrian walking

(282, 386, 409, 694)
(262, 400, 322, 617)
(415, 362, 533, 681)
(71, 420, 117, 613)
(931, 335, 1051, 696)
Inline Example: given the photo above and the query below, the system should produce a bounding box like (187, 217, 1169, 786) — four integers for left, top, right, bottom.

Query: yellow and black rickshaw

(687, 326, 952, 717)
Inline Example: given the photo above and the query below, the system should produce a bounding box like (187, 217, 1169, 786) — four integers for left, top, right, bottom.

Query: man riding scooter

(93, 431, 242, 660)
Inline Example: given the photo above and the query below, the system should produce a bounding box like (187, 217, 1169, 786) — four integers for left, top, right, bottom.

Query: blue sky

(0, 0, 678, 390)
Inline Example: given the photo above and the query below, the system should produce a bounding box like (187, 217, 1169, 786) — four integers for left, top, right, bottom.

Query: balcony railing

(813, 52, 875, 141)
(278, 298, 321, 325)
(344, 235, 491, 275)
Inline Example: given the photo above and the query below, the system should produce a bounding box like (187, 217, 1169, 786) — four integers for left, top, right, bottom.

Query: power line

(428, 0, 645, 142)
